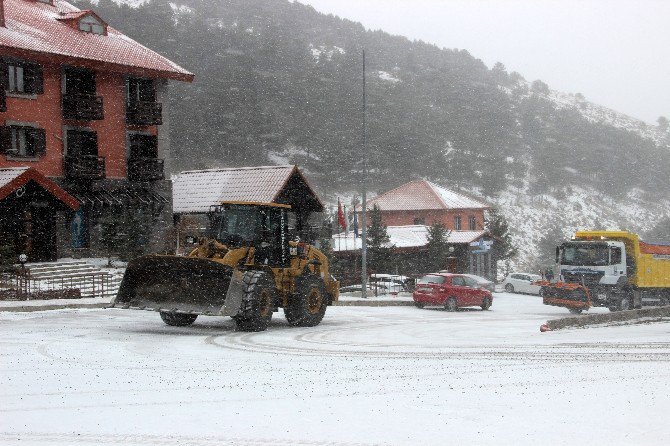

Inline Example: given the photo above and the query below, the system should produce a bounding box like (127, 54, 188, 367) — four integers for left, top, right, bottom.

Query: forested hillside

(78, 0, 669, 196)
(74, 0, 670, 268)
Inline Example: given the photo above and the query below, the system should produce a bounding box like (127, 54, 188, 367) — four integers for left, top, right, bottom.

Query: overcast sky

(296, 0, 669, 125)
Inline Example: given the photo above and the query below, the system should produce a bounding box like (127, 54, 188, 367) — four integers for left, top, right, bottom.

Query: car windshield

(418, 275, 445, 285)
(561, 243, 610, 266)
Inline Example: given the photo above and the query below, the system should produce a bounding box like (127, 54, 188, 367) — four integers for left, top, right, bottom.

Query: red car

(412, 273, 493, 311)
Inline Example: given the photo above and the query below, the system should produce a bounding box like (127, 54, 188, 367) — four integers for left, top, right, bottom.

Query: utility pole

(361, 50, 368, 298)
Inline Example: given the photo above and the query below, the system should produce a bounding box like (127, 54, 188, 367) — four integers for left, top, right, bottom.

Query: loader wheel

(160, 312, 198, 327)
(285, 275, 327, 327)
(568, 308, 583, 315)
(234, 271, 275, 332)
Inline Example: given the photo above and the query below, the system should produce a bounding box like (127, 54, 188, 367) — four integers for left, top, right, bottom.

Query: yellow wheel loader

(111, 202, 339, 331)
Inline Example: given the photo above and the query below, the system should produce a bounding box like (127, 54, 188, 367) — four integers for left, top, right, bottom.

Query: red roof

(368, 180, 489, 211)
(0, 0, 193, 82)
(0, 167, 80, 210)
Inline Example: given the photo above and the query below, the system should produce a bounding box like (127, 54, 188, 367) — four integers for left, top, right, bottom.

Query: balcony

(126, 101, 163, 126)
(62, 93, 104, 121)
(127, 157, 164, 182)
(64, 155, 106, 180)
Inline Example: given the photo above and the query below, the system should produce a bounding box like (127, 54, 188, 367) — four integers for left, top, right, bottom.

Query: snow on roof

(0, 0, 193, 81)
(172, 165, 302, 214)
(0, 167, 29, 189)
(332, 226, 487, 252)
(367, 180, 489, 211)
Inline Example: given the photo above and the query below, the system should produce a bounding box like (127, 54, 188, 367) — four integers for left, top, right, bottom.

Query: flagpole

(361, 50, 368, 298)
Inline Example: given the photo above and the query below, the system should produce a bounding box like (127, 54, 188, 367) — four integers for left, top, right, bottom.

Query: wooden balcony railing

(127, 157, 164, 182)
(126, 101, 163, 126)
(62, 93, 104, 121)
(64, 155, 106, 180)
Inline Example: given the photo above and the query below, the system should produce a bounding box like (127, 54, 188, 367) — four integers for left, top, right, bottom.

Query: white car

(500, 273, 543, 295)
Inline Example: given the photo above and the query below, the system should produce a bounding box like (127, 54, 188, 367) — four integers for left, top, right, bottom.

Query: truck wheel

(444, 297, 457, 312)
(234, 271, 275, 332)
(481, 297, 492, 310)
(505, 284, 514, 293)
(609, 295, 631, 312)
(285, 275, 327, 327)
(568, 308, 583, 315)
(160, 312, 198, 327)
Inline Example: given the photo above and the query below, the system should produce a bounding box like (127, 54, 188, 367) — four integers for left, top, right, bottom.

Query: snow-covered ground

(1, 293, 669, 446)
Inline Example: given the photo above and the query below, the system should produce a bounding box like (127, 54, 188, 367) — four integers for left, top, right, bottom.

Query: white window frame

(79, 16, 106, 35)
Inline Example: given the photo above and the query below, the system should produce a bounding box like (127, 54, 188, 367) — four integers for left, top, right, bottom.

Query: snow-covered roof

(0, 0, 193, 81)
(332, 226, 487, 252)
(367, 180, 489, 211)
(172, 165, 323, 214)
(0, 167, 28, 189)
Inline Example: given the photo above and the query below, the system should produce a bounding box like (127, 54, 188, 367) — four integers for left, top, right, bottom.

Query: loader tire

(233, 271, 275, 332)
(160, 312, 198, 327)
(285, 275, 327, 327)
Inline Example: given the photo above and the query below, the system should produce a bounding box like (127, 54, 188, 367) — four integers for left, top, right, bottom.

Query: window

(452, 276, 466, 286)
(413, 217, 425, 225)
(129, 133, 158, 159)
(1, 59, 43, 95)
(66, 129, 98, 157)
(0, 125, 46, 158)
(127, 78, 156, 103)
(63, 67, 96, 96)
(79, 15, 106, 35)
(454, 215, 462, 230)
(468, 216, 476, 230)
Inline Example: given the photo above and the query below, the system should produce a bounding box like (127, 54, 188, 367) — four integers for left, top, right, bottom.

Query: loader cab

(208, 202, 291, 266)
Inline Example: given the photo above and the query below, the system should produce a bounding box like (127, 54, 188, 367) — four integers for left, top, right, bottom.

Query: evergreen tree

(424, 222, 450, 272)
(534, 223, 566, 272)
(366, 205, 393, 273)
(485, 208, 518, 278)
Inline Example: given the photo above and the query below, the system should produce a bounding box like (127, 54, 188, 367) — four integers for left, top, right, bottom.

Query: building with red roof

(0, 0, 193, 261)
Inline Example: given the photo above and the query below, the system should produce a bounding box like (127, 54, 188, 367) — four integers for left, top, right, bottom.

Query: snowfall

(1, 293, 669, 446)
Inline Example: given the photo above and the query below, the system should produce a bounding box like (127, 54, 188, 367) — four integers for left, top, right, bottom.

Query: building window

(127, 77, 156, 103)
(454, 215, 462, 230)
(63, 67, 96, 95)
(1, 59, 43, 95)
(66, 128, 99, 158)
(78, 16, 106, 35)
(413, 217, 425, 225)
(469, 216, 476, 230)
(0, 125, 46, 158)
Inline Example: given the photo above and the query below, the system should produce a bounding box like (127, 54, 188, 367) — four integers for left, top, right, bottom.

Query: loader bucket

(112, 255, 234, 316)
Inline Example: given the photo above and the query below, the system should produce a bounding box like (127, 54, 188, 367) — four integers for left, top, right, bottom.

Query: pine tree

(485, 208, 518, 278)
(424, 222, 450, 272)
(367, 205, 393, 273)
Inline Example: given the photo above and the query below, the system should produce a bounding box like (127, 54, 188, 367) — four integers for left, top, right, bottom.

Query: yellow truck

(541, 231, 670, 313)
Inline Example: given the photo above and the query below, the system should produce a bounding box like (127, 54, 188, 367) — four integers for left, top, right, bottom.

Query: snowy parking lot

(1, 293, 669, 446)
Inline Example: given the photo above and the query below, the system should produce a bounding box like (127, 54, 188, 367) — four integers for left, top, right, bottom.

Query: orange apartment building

(0, 0, 193, 261)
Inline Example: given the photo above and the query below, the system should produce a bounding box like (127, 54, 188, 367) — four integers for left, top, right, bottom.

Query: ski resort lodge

(333, 180, 495, 279)
(0, 0, 193, 261)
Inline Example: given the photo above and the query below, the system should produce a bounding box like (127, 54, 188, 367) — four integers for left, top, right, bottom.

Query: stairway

(21, 260, 123, 300)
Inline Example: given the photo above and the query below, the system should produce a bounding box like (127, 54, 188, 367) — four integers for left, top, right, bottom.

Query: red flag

(337, 199, 346, 230)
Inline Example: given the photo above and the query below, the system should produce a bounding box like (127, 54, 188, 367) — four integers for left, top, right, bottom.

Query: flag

(337, 199, 346, 231)
(353, 204, 359, 238)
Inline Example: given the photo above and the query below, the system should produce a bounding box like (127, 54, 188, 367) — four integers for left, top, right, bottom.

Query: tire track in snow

(0, 432, 386, 446)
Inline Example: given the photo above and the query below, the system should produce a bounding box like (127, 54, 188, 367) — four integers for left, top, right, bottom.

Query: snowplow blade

(111, 255, 236, 316)
(539, 281, 591, 310)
